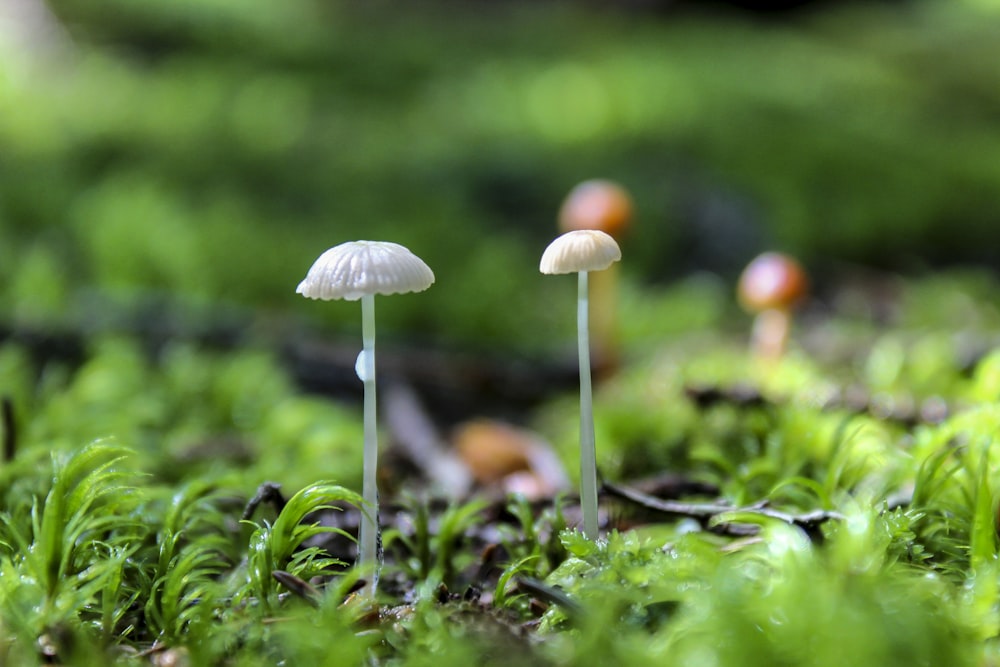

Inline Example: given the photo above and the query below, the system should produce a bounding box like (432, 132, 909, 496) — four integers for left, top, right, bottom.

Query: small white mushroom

(297, 240, 434, 593)
(296, 240, 434, 301)
(539, 230, 621, 540)
(540, 230, 621, 275)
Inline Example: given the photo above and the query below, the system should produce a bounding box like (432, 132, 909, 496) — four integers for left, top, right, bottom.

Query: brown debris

(452, 419, 568, 500)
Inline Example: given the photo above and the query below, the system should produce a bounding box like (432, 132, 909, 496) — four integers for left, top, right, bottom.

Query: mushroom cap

(557, 179, 632, 238)
(296, 240, 435, 301)
(540, 230, 621, 275)
(737, 251, 808, 312)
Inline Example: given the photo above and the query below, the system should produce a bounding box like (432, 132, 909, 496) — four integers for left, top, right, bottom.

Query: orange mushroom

(737, 252, 809, 361)
(557, 179, 633, 373)
(558, 179, 633, 238)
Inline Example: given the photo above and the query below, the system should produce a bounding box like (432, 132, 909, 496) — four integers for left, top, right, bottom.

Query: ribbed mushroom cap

(737, 252, 808, 312)
(540, 230, 621, 275)
(296, 240, 435, 301)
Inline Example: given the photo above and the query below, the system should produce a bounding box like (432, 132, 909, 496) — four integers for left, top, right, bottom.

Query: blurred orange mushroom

(557, 179, 633, 373)
(737, 252, 809, 361)
(558, 179, 633, 238)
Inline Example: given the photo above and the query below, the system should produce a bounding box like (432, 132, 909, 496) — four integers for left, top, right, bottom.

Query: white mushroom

(297, 240, 434, 593)
(540, 229, 621, 275)
(296, 240, 434, 301)
(539, 230, 621, 540)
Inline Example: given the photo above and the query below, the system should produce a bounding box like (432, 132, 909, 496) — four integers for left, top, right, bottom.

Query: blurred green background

(2, 0, 1000, 351)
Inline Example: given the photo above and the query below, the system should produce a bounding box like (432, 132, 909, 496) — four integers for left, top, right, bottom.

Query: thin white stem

(577, 271, 599, 540)
(359, 293, 379, 592)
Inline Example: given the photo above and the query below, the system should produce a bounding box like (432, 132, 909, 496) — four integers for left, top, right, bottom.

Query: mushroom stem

(577, 270, 599, 540)
(589, 263, 619, 375)
(359, 293, 379, 592)
(751, 307, 791, 361)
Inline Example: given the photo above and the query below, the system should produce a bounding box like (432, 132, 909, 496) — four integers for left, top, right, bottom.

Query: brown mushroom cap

(737, 252, 808, 312)
(557, 179, 632, 238)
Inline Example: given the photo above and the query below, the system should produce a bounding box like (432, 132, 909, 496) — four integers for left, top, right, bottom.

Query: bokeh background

(2, 0, 1000, 352)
